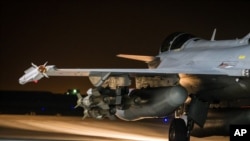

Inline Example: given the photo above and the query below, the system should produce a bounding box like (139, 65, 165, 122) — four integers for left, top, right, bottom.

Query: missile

(19, 62, 54, 85)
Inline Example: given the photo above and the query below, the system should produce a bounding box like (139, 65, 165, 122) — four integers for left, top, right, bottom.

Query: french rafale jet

(19, 30, 250, 141)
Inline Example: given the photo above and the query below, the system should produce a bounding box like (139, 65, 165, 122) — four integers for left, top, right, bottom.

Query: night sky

(1, 0, 250, 93)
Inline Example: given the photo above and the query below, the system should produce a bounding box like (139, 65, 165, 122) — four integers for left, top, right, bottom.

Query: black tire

(169, 118, 188, 141)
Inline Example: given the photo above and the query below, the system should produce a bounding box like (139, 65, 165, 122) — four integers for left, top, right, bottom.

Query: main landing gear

(169, 95, 209, 141)
(169, 117, 194, 141)
(169, 118, 188, 141)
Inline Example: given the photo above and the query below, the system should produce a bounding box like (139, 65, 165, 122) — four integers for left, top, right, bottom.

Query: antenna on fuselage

(211, 28, 217, 41)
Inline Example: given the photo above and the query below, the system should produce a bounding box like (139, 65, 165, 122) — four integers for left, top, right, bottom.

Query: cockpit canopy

(160, 32, 196, 53)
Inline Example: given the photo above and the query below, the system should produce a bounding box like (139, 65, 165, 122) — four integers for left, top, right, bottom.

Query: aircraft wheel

(169, 118, 188, 141)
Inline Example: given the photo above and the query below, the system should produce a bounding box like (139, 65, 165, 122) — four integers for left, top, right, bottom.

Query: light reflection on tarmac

(0, 115, 228, 141)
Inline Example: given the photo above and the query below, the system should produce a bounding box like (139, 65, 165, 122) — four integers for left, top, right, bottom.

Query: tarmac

(0, 114, 229, 141)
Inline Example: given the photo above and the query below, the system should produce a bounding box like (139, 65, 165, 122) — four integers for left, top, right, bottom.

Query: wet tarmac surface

(0, 115, 229, 141)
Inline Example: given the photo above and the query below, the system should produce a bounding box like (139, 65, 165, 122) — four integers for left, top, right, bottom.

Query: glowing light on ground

(0, 115, 168, 141)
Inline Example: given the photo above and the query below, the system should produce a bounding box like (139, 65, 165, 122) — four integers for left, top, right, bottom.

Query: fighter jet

(19, 30, 250, 141)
